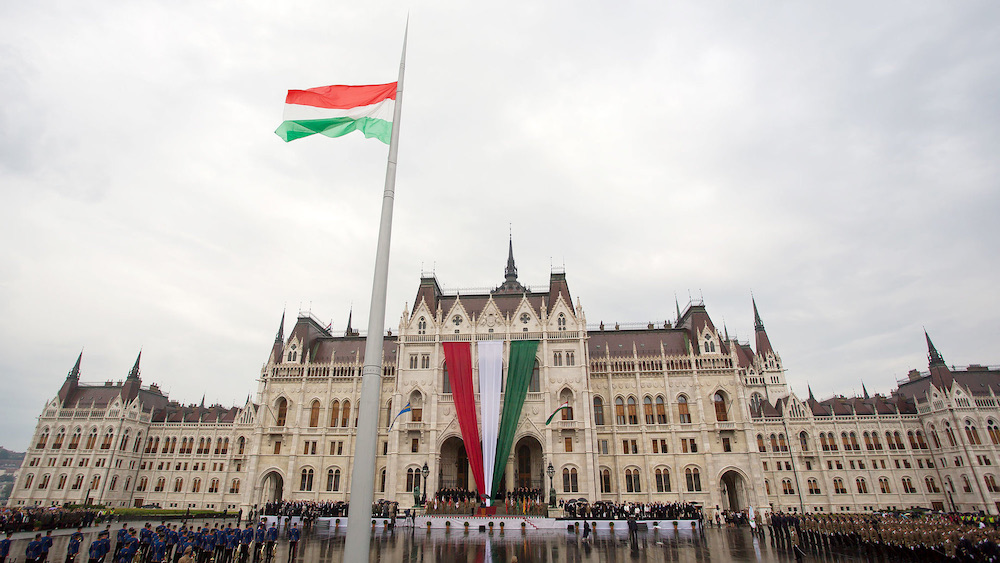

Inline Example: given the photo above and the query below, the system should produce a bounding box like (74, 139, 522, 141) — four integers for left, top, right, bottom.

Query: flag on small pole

(545, 402, 571, 425)
(387, 402, 412, 432)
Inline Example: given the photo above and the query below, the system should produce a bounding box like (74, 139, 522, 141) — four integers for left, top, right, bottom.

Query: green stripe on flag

(275, 116, 392, 143)
(491, 340, 539, 499)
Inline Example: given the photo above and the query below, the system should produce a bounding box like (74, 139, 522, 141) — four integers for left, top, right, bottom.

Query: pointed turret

(121, 351, 142, 403)
(493, 235, 526, 294)
(128, 351, 141, 379)
(275, 311, 285, 342)
(505, 236, 517, 282)
(344, 308, 358, 336)
(862, 382, 870, 399)
(925, 330, 946, 367)
(753, 297, 775, 356)
(675, 295, 682, 323)
(807, 385, 815, 402)
(58, 351, 83, 407)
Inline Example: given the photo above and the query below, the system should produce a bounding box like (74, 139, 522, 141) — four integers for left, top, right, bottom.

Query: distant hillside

(0, 447, 25, 461)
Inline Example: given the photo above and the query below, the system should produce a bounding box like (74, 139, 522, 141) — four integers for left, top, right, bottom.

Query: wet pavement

(3, 522, 862, 563)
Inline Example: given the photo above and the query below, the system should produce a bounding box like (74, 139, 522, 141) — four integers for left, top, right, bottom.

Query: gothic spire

(675, 294, 682, 323)
(752, 297, 774, 356)
(504, 235, 517, 282)
(925, 330, 946, 367)
(345, 307, 353, 336)
(807, 385, 815, 402)
(861, 381, 870, 399)
(275, 310, 285, 343)
(68, 351, 82, 380)
(127, 350, 141, 380)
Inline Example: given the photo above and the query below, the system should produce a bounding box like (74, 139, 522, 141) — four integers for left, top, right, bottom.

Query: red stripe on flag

(284, 82, 397, 109)
(442, 342, 487, 499)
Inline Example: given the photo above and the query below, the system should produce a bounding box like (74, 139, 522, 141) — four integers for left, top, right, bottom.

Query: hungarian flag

(545, 402, 571, 425)
(275, 82, 396, 143)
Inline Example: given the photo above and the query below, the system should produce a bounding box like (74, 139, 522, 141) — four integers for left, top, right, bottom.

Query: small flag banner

(545, 402, 571, 425)
(387, 402, 411, 432)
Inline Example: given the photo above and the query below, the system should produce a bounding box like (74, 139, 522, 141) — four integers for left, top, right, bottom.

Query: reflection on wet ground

(5, 523, 861, 563)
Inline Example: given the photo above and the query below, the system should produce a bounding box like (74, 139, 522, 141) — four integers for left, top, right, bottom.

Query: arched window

(593, 397, 605, 426)
(237, 437, 245, 455)
(442, 362, 451, 394)
(944, 423, 957, 447)
(85, 428, 98, 450)
(856, 478, 868, 494)
(341, 400, 351, 428)
(907, 431, 918, 449)
(962, 475, 972, 493)
(677, 395, 691, 424)
(757, 434, 766, 452)
(820, 433, 829, 451)
(879, 477, 891, 494)
(557, 313, 566, 331)
(989, 421, 1000, 445)
(385, 400, 393, 428)
(559, 389, 574, 420)
(300, 468, 314, 491)
(807, 479, 820, 495)
(929, 426, 942, 449)
(915, 430, 928, 449)
(871, 432, 883, 450)
(901, 477, 915, 493)
(405, 468, 417, 492)
(101, 428, 114, 450)
(778, 433, 788, 452)
(841, 432, 851, 451)
(885, 431, 896, 450)
(327, 469, 341, 492)
(655, 396, 667, 424)
(191, 478, 201, 493)
(57, 474, 67, 490)
(417, 317, 427, 335)
(965, 422, 982, 445)
(782, 479, 794, 495)
(643, 396, 654, 424)
(985, 475, 999, 493)
(221, 438, 229, 455)
(600, 469, 612, 493)
(799, 431, 809, 451)
(714, 392, 727, 422)
(863, 432, 873, 450)
(230, 479, 240, 494)
(329, 401, 340, 427)
(749, 393, 763, 413)
(770, 434, 779, 451)
(626, 396, 638, 425)
(655, 468, 671, 492)
(309, 401, 320, 428)
(174, 478, 183, 492)
(925, 477, 939, 493)
(36, 429, 49, 449)
(409, 391, 423, 422)
(833, 478, 846, 494)
(379, 469, 386, 492)
(68, 429, 81, 450)
(529, 360, 540, 393)
(625, 469, 640, 493)
(615, 397, 626, 425)
(562, 468, 571, 492)
(53, 429, 65, 450)
(275, 398, 288, 426)
(849, 432, 860, 450)
(685, 468, 701, 492)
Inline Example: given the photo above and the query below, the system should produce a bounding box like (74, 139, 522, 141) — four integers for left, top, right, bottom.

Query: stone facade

(9, 248, 1000, 515)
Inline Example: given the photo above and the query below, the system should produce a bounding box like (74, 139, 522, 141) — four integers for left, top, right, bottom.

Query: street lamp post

(421, 462, 429, 505)
(546, 462, 556, 507)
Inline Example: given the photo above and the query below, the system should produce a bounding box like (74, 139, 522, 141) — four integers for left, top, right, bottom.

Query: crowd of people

(764, 512, 1000, 562)
(259, 501, 348, 519)
(562, 501, 702, 521)
(433, 488, 478, 504)
(0, 507, 105, 533)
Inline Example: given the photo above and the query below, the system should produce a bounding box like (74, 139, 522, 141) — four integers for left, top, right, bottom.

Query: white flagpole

(343, 20, 407, 563)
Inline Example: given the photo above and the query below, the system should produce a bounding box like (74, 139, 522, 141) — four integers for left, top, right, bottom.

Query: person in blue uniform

(67, 528, 85, 563)
(115, 525, 129, 559)
(251, 525, 265, 563)
(27, 533, 45, 563)
(90, 530, 111, 563)
(224, 525, 238, 563)
(238, 524, 253, 563)
(41, 530, 54, 563)
(150, 534, 166, 563)
(165, 526, 178, 562)
(286, 523, 299, 563)
(1, 532, 13, 563)
(264, 524, 277, 563)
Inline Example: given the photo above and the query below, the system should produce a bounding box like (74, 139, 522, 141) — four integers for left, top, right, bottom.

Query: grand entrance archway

(720, 470, 747, 511)
(514, 435, 543, 490)
(260, 471, 284, 504)
(439, 436, 471, 491)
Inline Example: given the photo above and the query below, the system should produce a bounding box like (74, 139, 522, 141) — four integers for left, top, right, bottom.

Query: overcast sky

(2, 1, 998, 450)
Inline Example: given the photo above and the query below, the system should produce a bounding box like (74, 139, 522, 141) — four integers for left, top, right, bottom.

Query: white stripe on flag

(477, 340, 503, 501)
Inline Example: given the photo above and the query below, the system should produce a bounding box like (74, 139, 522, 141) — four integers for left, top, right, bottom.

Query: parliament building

(9, 243, 1000, 516)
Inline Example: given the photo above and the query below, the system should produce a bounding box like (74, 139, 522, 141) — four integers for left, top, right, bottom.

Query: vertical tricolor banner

(441, 342, 486, 498)
(477, 341, 503, 503)
(491, 340, 539, 498)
